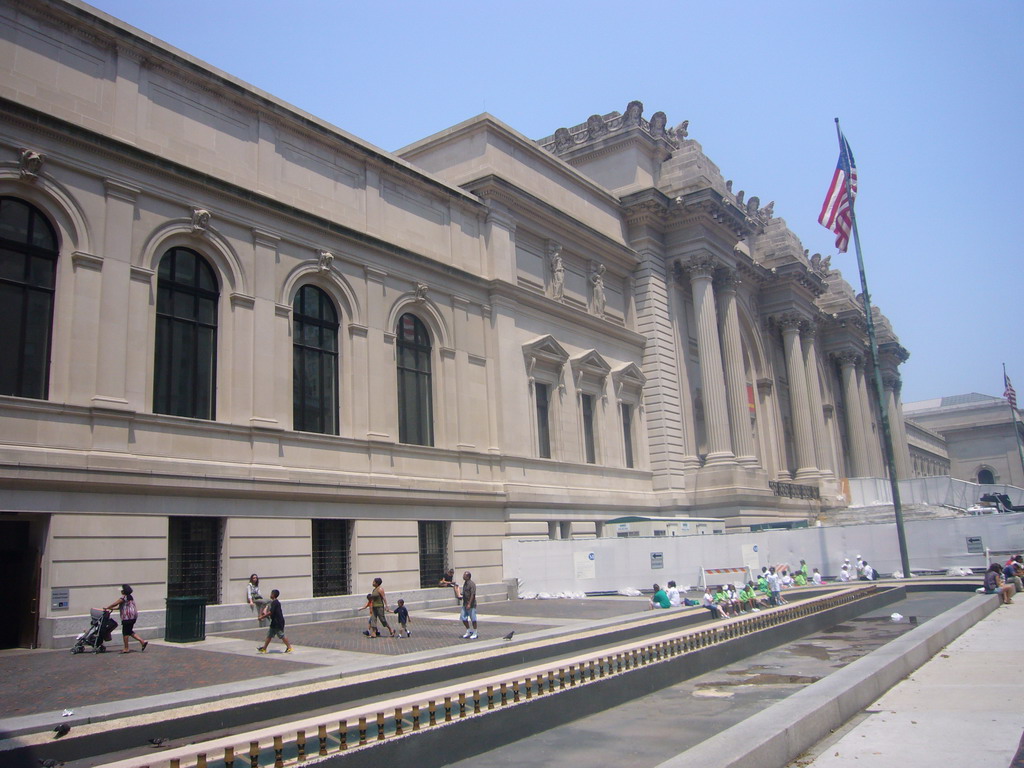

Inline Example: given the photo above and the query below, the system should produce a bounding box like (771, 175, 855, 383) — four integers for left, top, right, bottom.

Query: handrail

(96, 586, 877, 768)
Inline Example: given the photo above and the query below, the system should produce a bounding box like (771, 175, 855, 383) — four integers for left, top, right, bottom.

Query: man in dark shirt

(460, 571, 478, 640)
(257, 589, 294, 653)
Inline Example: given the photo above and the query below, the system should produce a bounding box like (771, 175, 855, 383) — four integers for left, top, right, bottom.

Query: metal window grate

(312, 519, 351, 597)
(167, 517, 221, 603)
(418, 521, 447, 588)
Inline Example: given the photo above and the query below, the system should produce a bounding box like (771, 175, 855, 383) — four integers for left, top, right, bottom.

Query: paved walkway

(0, 597, 651, 723)
(794, 597, 1024, 768)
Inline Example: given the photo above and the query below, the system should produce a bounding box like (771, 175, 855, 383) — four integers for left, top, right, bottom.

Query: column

(837, 353, 870, 477)
(92, 180, 140, 408)
(778, 316, 818, 481)
(685, 256, 734, 465)
(801, 325, 834, 479)
(884, 375, 912, 480)
(717, 272, 756, 464)
(547, 522, 560, 540)
(559, 521, 573, 540)
(857, 363, 884, 477)
(250, 230, 280, 426)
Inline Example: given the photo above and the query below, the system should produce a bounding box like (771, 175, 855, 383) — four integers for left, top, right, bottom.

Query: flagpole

(834, 118, 912, 579)
(1005, 363, 1024, 482)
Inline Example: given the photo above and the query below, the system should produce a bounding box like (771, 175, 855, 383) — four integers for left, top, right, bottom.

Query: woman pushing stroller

(103, 584, 148, 654)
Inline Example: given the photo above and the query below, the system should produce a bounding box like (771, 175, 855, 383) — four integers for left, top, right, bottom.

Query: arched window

(396, 312, 433, 446)
(0, 197, 58, 399)
(154, 247, 218, 419)
(293, 285, 339, 435)
(978, 468, 995, 485)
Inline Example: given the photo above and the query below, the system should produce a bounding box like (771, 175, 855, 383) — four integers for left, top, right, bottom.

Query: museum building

(0, 0, 912, 647)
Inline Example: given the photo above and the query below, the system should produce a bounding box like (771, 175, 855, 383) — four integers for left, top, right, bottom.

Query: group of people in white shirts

(837, 555, 876, 582)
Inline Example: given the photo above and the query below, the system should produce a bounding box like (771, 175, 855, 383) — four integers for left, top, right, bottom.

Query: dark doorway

(0, 519, 41, 648)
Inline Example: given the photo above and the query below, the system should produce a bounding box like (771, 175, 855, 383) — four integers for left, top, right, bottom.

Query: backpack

(122, 598, 137, 621)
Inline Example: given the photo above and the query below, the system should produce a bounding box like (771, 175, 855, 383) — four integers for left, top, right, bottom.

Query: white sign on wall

(574, 550, 596, 580)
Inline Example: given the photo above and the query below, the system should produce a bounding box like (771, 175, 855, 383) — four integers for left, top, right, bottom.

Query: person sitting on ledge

(984, 563, 1015, 605)
(649, 583, 671, 609)
(439, 568, 462, 602)
(702, 587, 730, 620)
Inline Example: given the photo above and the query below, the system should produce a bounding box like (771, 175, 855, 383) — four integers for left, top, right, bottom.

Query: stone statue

(550, 248, 565, 301)
(623, 100, 643, 127)
(746, 196, 759, 214)
(649, 111, 667, 137)
(191, 208, 211, 233)
(19, 149, 45, 179)
(590, 263, 606, 316)
(725, 179, 733, 192)
(760, 201, 775, 220)
(735, 190, 744, 206)
(318, 250, 334, 272)
(586, 115, 608, 140)
(554, 127, 573, 153)
(673, 120, 689, 139)
(414, 282, 428, 302)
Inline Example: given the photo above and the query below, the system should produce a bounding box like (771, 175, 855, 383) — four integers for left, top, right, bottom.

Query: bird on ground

(148, 737, 171, 747)
(52, 724, 71, 739)
(38, 759, 64, 768)
(502, 631, 515, 641)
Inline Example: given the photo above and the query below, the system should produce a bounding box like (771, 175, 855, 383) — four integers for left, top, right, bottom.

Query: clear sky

(84, 0, 1024, 404)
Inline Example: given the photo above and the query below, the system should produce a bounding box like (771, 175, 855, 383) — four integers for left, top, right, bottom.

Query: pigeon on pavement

(52, 724, 71, 739)
(502, 630, 515, 641)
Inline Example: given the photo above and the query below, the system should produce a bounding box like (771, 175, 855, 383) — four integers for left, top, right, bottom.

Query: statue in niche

(190, 208, 211, 233)
(590, 263, 606, 316)
(586, 115, 608, 140)
(649, 111, 667, 137)
(554, 127, 573, 153)
(623, 100, 643, 127)
(318, 250, 334, 273)
(550, 247, 565, 301)
(19, 149, 45, 179)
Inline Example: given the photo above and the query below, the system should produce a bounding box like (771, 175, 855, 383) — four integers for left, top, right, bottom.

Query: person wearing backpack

(104, 584, 148, 654)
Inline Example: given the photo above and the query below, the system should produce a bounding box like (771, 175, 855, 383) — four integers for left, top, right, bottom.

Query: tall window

(167, 517, 221, 603)
(621, 402, 634, 469)
(396, 313, 433, 446)
(312, 519, 351, 597)
(418, 521, 448, 588)
(581, 393, 596, 464)
(154, 248, 218, 419)
(293, 285, 339, 434)
(535, 382, 551, 458)
(0, 197, 57, 399)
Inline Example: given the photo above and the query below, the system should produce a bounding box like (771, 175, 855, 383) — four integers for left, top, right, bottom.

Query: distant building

(903, 393, 1023, 486)
(0, 0, 913, 647)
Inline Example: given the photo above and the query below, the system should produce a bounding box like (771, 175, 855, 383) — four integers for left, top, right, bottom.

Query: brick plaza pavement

(0, 597, 651, 719)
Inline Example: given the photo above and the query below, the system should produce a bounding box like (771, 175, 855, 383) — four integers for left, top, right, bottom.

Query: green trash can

(164, 596, 207, 642)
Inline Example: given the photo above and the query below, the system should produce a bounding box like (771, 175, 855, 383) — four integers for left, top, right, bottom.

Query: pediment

(523, 335, 569, 379)
(613, 362, 646, 399)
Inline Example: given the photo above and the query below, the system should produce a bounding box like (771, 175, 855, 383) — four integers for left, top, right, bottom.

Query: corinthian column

(717, 272, 756, 464)
(884, 374, 912, 480)
(801, 325, 833, 479)
(779, 315, 818, 481)
(685, 256, 734, 465)
(837, 353, 870, 477)
(857, 363, 884, 477)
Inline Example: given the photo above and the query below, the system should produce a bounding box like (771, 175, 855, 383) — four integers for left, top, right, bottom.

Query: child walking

(395, 598, 411, 637)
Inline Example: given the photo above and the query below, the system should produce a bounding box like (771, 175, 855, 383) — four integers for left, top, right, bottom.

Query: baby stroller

(71, 609, 118, 654)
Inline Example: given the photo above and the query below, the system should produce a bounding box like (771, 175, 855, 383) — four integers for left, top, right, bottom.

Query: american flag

(1006, 372, 1018, 409)
(818, 132, 858, 253)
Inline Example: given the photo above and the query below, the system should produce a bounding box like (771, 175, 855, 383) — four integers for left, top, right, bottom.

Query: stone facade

(0, 0, 912, 647)
(904, 394, 1024, 485)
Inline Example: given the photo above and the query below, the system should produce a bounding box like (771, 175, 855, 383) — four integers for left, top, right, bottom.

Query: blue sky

(85, 0, 1024, 404)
